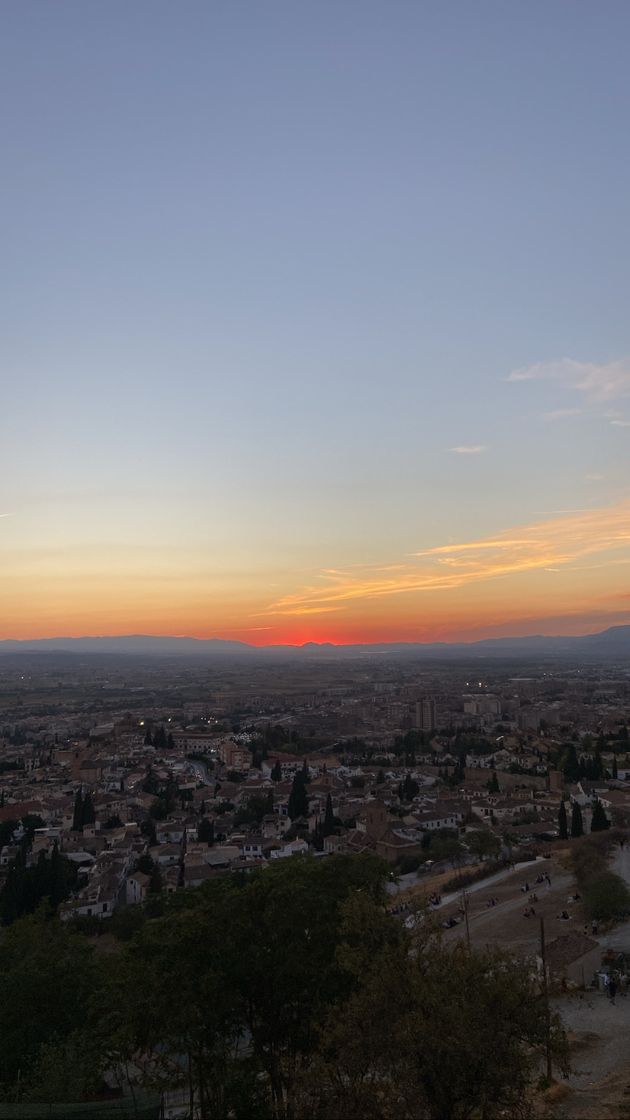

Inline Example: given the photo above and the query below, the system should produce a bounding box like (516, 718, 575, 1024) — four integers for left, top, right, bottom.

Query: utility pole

(540, 916, 552, 1082)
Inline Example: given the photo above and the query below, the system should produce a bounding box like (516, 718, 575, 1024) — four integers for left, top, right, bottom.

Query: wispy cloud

(506, 357, 630, 402)
(264, 501, 630, 616)
(449, 445, 487, 455)
(610, 419, 630, 428)
(542, 408, 584, 422)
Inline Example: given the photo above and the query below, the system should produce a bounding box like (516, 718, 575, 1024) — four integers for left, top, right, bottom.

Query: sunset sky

(2, 1, 630, 645)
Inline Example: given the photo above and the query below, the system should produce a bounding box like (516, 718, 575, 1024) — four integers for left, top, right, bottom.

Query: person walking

(609, 976, 617, 1005)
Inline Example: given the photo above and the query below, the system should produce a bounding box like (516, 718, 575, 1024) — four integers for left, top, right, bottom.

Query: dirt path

(550, 988, 630, 1119)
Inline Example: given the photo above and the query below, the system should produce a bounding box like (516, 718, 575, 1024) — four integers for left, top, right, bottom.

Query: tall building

(414, 697, 437, 732)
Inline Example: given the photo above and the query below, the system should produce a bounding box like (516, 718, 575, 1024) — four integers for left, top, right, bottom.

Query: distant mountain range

(1, 626, 630, 659)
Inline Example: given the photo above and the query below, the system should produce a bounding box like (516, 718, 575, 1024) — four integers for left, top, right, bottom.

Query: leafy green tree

(582, 871, 630, 922)
(135, 852, 155, 874)
(571, 801, 584, 838)
(297, 928, 568, 1120)
(590, 799, 610, 832)
(466, 829, 501, 860)
(0, 818, 18, 846)
(270, 760, 282, 782)
(0, 911, 103, 1097)
(558, 799, 568, 840)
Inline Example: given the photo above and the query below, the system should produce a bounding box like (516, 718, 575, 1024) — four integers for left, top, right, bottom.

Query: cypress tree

(571, 801, 584, 838)
(82, 792, 96, 827)
(72, 788, 84, 832)
(558, 800, 568, 840)
(270, 761, 282, 782)
(323, 793, 335, 836)
(590, 799, 610, 832)
(563, 744, 580, 783)
(148, 865, 163, 894)
(287, 771, 308, 821)
(198, 817, 214, 846)
(612, 756, 619, 780)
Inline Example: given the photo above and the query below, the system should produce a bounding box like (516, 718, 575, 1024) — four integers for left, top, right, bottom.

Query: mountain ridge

(1, 625, 630, 658)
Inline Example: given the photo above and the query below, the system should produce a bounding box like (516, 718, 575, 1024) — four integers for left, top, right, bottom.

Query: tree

(82, 791, 96, 827)
(487, 771, 500, 794)
(198, 817, 215, 845)
(0, 911, 103, 1098)
(402, 773, 419, 801)
(582, 871, 630, 922)
(571, 801, 584, 838)
(296, 921, 567, 1120)
(287, 770, 309, 821)
(270, 761, 283, 782)
(612, 756, 619, 780)
(148, 865, 163, 894)
(135, 852, 154, 875)
(322, 794, 335, 837)
(563, 743, 581, 783)
(558, 799, 568, 840)
(141, 816, 157, 846)
(154, 725, 168, 751)
(590, 799, 610, 832)
(72, 787, 84, 831)
(466, 829, 501, 860)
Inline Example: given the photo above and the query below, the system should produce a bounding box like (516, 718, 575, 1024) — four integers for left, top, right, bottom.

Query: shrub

(398, 856, 421, 875)
(582, 872, 630, 923)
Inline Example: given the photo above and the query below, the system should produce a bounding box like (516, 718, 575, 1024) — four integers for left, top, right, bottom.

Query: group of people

(388, 901, 410, 916)
(534, 872, 552, 889)
(428, 892, 442, 908)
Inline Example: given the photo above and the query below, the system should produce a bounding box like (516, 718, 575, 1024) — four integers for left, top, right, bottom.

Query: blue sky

(2, 1, 630, 641)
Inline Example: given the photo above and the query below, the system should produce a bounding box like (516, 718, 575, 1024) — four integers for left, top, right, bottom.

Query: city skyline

(2, 2, 630, 644)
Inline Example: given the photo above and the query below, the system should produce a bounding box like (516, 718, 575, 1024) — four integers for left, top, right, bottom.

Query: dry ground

(408, 852, 581, 954)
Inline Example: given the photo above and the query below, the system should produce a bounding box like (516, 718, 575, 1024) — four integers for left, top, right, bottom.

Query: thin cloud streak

(265, 500, 630, 616)
(542, 408, 584, 422)
(449, 445, 487, 455)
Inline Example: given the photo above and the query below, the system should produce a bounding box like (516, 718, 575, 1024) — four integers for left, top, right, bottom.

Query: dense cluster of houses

(2, 703, 630, 924)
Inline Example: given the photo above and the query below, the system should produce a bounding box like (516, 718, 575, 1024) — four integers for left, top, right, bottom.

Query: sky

(2, 1, 630, 645)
